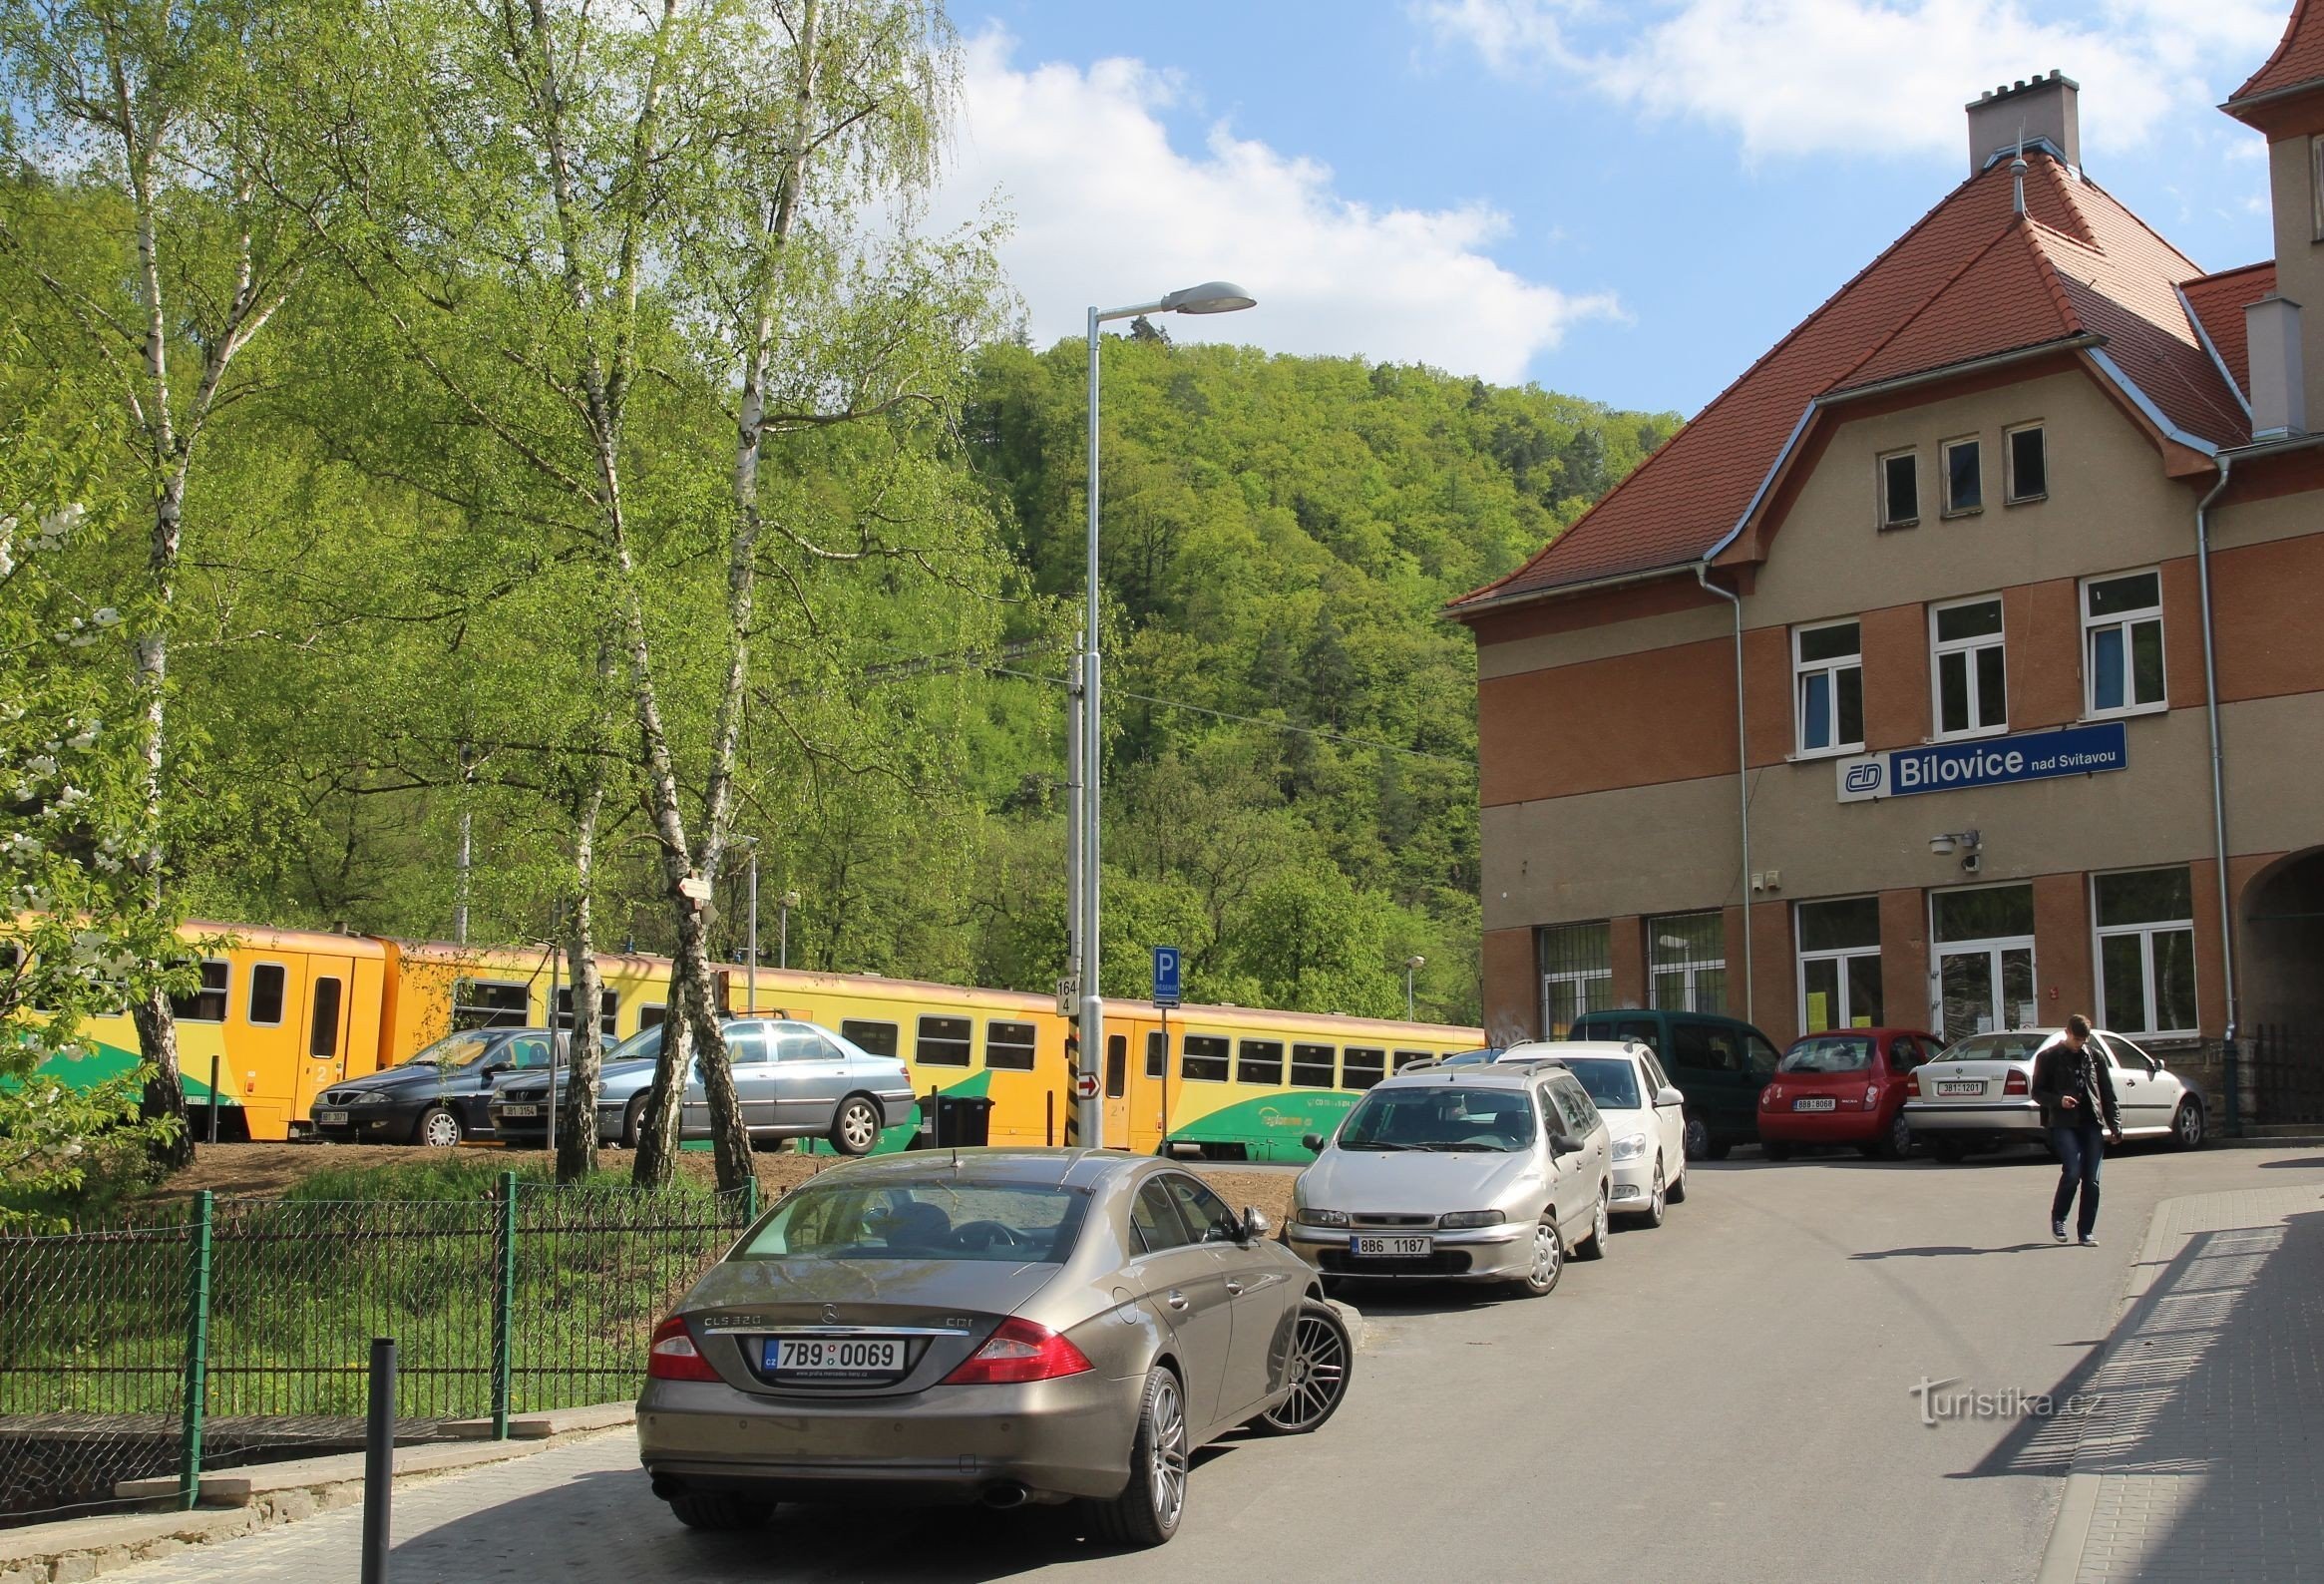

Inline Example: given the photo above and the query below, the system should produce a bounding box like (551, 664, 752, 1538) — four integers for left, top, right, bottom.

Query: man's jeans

(2050, 1121, 2106, 1237)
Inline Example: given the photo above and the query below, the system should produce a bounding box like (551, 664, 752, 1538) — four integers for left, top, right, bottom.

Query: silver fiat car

(1287, 1060, 1614, 1297)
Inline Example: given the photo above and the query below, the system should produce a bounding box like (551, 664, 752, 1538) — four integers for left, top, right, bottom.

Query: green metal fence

(0, 1175, 753, 1527)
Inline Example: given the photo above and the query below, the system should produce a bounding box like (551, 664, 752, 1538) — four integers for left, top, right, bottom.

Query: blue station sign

(1834, 721, 2128, 803)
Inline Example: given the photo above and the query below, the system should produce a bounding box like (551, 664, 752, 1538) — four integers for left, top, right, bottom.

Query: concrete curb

(1326, 1298, 1368, 1354)
(0, 1408, 635, 1584)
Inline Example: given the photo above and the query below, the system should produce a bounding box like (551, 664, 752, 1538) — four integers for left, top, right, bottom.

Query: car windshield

(1780, 1036, 1876, 1074)
(1338, 1086, 1536, 1152)
(602, 1024, 663, 1066)
(1561, 1057, 1642, 1111)
(739, 1183, 1088, 1264)
(406, 1030, 502, 1069)
(1937, 1031, 2053, 1063)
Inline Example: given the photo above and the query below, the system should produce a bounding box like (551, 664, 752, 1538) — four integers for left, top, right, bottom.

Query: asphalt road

(111, 1142, 2324, 1584)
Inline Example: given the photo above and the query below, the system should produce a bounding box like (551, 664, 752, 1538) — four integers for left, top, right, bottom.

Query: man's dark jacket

(2030, 1038, 2121, 1131)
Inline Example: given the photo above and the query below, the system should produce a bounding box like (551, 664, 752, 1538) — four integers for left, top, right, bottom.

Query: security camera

(1961, 853, 1982, 875)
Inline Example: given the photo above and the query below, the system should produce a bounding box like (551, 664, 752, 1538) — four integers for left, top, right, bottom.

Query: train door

(1103, 1028, 1131, 1151)
(296, 951, 357, 1126)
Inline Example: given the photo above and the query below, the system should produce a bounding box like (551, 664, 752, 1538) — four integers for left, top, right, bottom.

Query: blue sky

(931, 0, 2294, 417)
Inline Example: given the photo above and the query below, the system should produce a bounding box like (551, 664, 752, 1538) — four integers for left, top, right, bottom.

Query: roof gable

(1450, 155, 2245, 615)
(2231, 0, 2324, 109)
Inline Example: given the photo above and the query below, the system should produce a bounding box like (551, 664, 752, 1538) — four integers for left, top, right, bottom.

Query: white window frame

(1794, 898, 1883, 1034)
(1791, 619, 1865, 758)
(1538, 921, 1613, 1038)
(1878, 448, 1921, 529)
(1649, 912, 1727, 1015)
(2091, 869, 2199, 1039)
(2081, 568, 2167, 719)
(1929, 595, 2008, 741)
(175, 958, 231, 1023)
(2005, 422, 2048, 504)
(1940, 435, 1983, 517)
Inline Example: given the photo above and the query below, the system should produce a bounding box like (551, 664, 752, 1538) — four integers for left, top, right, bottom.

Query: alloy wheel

(2175, 1101, 2203, 1150)
(1149, 1374, 1189, 1527)
(1259, 1308, 1351, 1431)
(1683, 1115, 1710, 1161)
(1594, 1192, 1610, 1249)
(1648, 1162, 1666, 1226)
(839, 1100, 878, 1153)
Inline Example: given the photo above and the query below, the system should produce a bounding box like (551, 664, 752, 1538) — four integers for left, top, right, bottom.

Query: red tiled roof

(1450, 155, 2247, 613)
(2231, 0, 2324, 107)
(2181, 261, 2276, 400)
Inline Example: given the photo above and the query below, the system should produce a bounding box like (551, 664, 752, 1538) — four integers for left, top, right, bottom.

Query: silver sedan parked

(1288, 1059, 1614, 1297)
(637, 1150, 1354, 1547)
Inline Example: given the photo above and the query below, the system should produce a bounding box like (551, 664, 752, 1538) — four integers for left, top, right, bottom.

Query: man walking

(2031, 1014, 2123, 1246)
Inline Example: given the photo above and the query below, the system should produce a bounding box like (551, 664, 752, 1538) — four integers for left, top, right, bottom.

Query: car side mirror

(1551, 1132, 1585, 1157)
(479, 1061, 507, 1078)
(1301, 1132, 1326, 1154)
(1240, 1208, 1273, 1244)
(2147, 1055, 2165, 1073)
(1655, 1085, 1684, 1107)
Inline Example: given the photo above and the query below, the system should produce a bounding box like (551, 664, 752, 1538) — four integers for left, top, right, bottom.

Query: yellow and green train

(34, 922, 1481, 1161)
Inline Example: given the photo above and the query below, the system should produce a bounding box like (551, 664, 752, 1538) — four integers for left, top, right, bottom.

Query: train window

(1105, 1034, 1127, 1098)
(454, 979, 530, 1029)
(170, 960, 229, 1023)
(1291, 1043, 1336, 1088)
(916, 1014, 971, 1066)
(1343, 1047, 1386, 1089)
(1181, 1034, 1229, 1083)
(638, 1002, 667, 1030)
(841, 1019, 899, 1058)
(986, 1019, 1037, 1071)
(1392, 1049, 1432, 1072)
(309, 977, 343, 1058)
(247, 963, 286, 1025)
(1145, 1030, 1167, 1078)
(1236, 1039, 1285, 1086)
(555, 987, 619, 1035)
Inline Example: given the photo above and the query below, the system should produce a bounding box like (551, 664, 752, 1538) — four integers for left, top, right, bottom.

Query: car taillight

(647, 1315, 720, 1383)
(1865, 1084, 1880, 1105)
(1762, 1083, 1782, 1105)
(942, 1318, 1093, 1386)
(2004, 1070, 2030, 1096)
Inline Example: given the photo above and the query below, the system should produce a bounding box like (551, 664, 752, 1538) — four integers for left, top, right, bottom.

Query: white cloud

(1416, 0, 2291, 164)
(929, 29, 1622, 382)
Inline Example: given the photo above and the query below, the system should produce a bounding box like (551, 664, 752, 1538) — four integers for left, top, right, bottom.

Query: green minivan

(1564, 1009, 1781, 1160)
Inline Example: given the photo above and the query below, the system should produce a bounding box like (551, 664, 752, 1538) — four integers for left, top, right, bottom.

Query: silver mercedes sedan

(637, 1149, 1354, 1547)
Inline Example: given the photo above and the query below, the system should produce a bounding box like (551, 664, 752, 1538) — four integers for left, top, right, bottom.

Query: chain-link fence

(0, 1176, 752, 1527)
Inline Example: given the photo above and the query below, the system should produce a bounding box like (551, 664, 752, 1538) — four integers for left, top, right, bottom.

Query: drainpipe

(1696, 563, 1753, 1024)
(2194, 459, 2238, 1043)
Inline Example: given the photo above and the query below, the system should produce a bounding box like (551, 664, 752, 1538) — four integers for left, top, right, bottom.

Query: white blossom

(26, 755, 57, 779)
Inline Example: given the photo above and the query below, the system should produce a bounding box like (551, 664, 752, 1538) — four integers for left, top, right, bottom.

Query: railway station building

(1450, 6, 2324, 1125)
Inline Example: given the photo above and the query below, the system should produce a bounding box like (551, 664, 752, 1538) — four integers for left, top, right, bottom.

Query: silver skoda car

(1287, 1060, 1614, 1297)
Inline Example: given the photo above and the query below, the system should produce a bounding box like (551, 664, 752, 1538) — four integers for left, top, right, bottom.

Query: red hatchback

(1756, 1028, 1940, 1160)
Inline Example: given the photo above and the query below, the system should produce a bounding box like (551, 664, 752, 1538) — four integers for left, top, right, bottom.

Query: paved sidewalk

(2042, 1185, 2324, 1583)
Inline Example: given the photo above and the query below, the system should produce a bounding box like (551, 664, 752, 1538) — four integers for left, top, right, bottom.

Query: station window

(1343, 1047, 1386, 1089)
(2006, 423, 2047, 502)
(1291, 1043, 1337, 1088)
(986, 1019, 1038, 1071)
(247, 963, 286, 1026)
(2093, 868, 2196, 1038)
(454, 979, 531, 1029)
(638, 1002, 668, 1031)
(1237, 1038, 1285, 1086)
(915, 1014, 971, 1066)
(170, 960, 229, 1023)
(2083, 570, 2165, 717)
(1792, 619, 1864, 755)
(1942, 437, 1983, 515)
(1796, 897, 1884, 1033)
(1649, 912, 1727, 1015)
(1145, 1030, 1168, 1078)
(1930, 595, 2007, 739)
(1392, 1049, 1434, 1072)
(1181, 1034, 1229, 1083)
(1537, 921, 1612, 1038)
(840, 1018, 897, 1057)
(554, 987, 619, 1036)
(1879, 450, 1920, 529)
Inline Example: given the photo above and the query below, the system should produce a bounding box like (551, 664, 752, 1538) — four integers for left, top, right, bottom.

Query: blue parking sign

(1152, 947, 1182, 1008)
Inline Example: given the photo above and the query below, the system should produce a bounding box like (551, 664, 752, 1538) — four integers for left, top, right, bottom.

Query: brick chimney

(1966, 70, 2081, 177)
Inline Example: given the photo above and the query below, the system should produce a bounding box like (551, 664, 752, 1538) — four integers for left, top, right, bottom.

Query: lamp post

(738, 837, 759, 1017)
(1404, 955, 1426, 1021)
(779, 891, 800, 972)
(1077, 281, 1257, 1146)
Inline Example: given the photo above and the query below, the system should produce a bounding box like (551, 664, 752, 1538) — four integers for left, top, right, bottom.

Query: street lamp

(738, 837, 760, 1016)
(1077, 280, 1257, 1146)
(1404, 956, 1426, 1021)
(779, 890, 800, 972)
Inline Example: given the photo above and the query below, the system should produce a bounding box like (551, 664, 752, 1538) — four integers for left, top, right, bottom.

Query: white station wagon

(1902, 1026, 2206, 1162)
